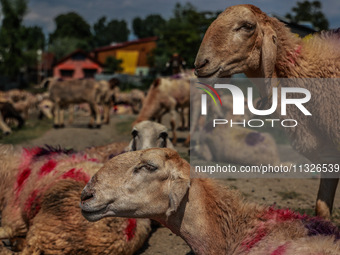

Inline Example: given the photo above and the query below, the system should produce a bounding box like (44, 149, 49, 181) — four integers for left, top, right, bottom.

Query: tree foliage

(285, 1, 329, 30)
(49, 12, 92, 44)
(0, 0, 28, 79)
(104, 56, 123, 74)
(93, 17, 129, 47)
(132, 14, 166, 38)
(151, 3, 220, 73)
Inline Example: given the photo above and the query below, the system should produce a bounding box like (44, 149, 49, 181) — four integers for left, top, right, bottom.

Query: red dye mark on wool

(263, 207, 306, 222)
(242, 227, 267, 250)
(39, 159, 57, 176)
(125, 219, 137, 241)
(271, 244, 286, 255)
(15, 168, 31, 196)
(24, 189, 41, 219)
(61, 168, 90, 183)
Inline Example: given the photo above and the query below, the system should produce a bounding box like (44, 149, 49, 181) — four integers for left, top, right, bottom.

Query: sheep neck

(159, 179, 261, 255)
(135, 87, 161, 122)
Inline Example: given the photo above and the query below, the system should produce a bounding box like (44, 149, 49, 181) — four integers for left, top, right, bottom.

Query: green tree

(152, 3, 219, 73)
(49, 12, 92, 45)
(48, 37, 88, 60)
(132, 14, 166, 38)
(93, 17, 129, 47)
(21, 26, 45, 50)
(104, 56, 123, 74)
(285, 1, 329, 30)
(0, 0, 27, 79)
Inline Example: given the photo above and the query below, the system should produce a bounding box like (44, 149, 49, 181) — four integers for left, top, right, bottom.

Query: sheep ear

(166, 138, 175, 150)
(261, 24, 277, 78)
(166, 178, 190, 217)
(127, 137, 137, 151)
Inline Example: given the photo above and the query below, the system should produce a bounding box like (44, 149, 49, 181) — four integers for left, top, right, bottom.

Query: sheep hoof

(88, 124, 94, 129)
(60, 124, 65, 128)
(3, 131, 11, 136)
(53, 124, 59, 129)
(95, 125, 101, 129)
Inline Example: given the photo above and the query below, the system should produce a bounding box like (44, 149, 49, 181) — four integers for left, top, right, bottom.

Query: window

(60, 69, 74, 78)
(83, 69, 97, 78)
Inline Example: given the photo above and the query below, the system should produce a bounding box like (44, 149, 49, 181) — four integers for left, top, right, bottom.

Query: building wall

(54, 58, 102, 79)
(96, 40, 156, 67)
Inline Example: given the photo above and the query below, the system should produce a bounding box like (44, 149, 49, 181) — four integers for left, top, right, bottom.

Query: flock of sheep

(0, 4, 340, 255)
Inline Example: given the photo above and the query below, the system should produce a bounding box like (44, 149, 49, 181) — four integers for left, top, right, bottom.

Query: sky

(17, 0, 340, 35)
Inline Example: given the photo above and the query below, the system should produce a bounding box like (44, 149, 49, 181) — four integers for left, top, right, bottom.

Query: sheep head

(195, 4, 277, 79)
(80, 148, 190, 222)
(128, 120, 175, 151)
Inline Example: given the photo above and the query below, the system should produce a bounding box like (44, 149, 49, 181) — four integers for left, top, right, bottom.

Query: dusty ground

(8, 112, 340, 254)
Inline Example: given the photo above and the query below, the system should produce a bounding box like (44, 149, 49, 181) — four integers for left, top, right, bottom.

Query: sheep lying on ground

(0, 102, 25, 134)
(0, 145, 150, 254)
(114, 88, 145, 114)
(194, 4, 340, 219)
(3, 90, 37, 120)
(134, 77, 190, 145)
(194, 125, 280, 166)
(81, 148, 340, 255)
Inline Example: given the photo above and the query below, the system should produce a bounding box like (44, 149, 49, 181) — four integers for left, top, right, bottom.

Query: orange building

(53, 50, 103, 79)
(93, 37, 157, 76)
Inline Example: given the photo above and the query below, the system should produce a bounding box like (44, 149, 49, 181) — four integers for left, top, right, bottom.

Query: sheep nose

(81, 188, 95, 205)
(195, 59, 209, 69)
(194, 59, 209, 76)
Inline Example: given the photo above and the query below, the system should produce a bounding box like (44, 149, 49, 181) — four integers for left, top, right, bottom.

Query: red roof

(93, 36, 158, 53)
(57, 63, 74, 70)
(55, 49, 103, 67)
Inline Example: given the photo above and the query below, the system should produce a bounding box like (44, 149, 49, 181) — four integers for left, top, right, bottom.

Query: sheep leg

(68, 104, 74, 124)
(53, 103, 60, 128)
(59, 109, 64, 128)
(316, 177, 339, 219)
(103, 104, 110, 124)
(169, 109, 177, 146)
(0, 113, 11, 135)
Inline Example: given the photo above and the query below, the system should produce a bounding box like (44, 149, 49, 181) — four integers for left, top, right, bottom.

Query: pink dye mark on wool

(39, 159, 57, 177)
(61, 168, 90, 183)
(125, 219, 137, 241)
(288, 45, 302, 65)
(270, 244, 287, 255)
(24, 189, 41, 219)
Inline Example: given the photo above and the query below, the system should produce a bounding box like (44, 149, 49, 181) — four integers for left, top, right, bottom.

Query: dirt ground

(14, 112, 340, 254)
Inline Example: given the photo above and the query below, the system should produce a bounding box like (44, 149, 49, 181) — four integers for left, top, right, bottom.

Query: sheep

(114, 88, 145, 114)
(194, 4, 340, 219)
(127, 120, 175, 151)
(133, 77, 190, 145)
(3, 90, 37, 120)
(0, 101, 25, 133)
(193, 125, 280, 166)
(81, 148, 340, 255)
(0, 145, 150, 254)
(41, 78, 115, 128)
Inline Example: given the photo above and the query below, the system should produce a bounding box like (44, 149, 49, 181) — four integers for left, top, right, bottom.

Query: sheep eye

(159, 132, 168, 139)
(131, 130, 138, 137)
(237, 22, 255, 32)
(134, 163, 158, 173)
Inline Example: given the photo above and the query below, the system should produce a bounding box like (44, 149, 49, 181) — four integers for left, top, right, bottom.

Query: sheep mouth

(195, 67, 220, 78)
(81, 204, 110, 222)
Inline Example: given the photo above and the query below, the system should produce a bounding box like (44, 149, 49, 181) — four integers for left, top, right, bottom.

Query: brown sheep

(194, 4, 340, 219)
(81, 148, 340, 255)
(134, 77, 190, 145)
(0, 145, 150, 254)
